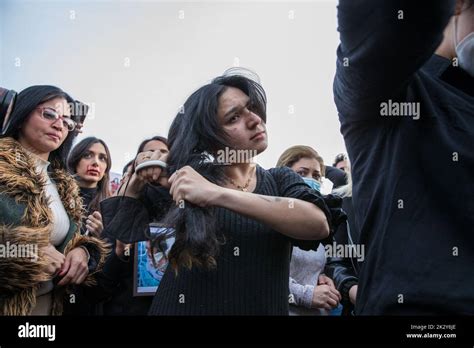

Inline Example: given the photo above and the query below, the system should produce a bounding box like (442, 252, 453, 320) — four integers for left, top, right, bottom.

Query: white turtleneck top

(30, 153, 70, 315)
(33, 156, 70, 246)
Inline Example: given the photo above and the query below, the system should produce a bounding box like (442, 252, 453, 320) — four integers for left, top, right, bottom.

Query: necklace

(227, 165, 256, 192)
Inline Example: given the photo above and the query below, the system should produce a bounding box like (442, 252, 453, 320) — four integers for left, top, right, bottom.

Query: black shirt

(150, 165, 334, 315)
(333, 0, 474, 314)
(101, 165, 340, 315)
(79, 186, 98, 235)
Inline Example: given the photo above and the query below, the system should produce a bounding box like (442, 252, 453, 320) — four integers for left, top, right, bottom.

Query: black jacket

(88, 184, 173, 315)
(334, 0, 474, 314)
(325, 197, 359, 315)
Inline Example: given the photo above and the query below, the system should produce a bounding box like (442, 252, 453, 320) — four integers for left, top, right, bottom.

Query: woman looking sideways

(102, 71, 345, 315)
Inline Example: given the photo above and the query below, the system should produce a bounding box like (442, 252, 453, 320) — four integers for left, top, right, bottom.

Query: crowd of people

(0, 0, 472, 316)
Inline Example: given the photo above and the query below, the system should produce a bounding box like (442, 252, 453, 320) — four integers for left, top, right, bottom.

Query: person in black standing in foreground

(64, 137, 112, 314)
(99, 136, 169, 315)
(101, 70, 345, 315)
(68, 137, 112, 237)
(333, 0, 474, 314)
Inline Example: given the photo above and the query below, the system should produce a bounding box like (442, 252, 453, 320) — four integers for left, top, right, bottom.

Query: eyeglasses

(36, 107, 77, 132)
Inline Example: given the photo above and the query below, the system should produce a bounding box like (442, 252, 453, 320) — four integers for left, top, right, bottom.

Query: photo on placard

(133, 225, 175, 296)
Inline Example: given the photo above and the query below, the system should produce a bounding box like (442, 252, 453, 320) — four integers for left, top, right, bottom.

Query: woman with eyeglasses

(0, 85, 108, 315)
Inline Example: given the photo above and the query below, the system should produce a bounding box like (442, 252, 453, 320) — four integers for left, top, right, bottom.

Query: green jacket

(0, 137, 109, 315)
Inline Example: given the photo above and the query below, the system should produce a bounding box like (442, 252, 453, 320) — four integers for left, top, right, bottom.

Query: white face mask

(454, 16, 474, 77)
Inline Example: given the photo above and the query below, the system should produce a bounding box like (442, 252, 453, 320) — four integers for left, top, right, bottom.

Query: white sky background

(0, 0, 346, 174)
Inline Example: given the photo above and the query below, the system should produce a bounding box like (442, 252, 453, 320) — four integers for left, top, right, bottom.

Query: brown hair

(276, 145, 325, 176)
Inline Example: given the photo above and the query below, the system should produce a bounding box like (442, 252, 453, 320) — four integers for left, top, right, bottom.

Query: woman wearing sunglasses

(0, 85, 109, 315)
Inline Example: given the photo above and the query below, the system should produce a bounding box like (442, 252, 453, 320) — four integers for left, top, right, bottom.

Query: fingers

(137, 166, 163, 184)
(158, 175, 170, 188)
(42, 245, 65, 277)
(319, 285, 341, 305)
(328, 288, 341, 303)
(325, 297, 339, 309)
(331, 287, 342, 301)
(319, 274, 335, 288)
(170, 176, 185, 205)
(58, 254, 71, 278)
(319, 277, 341, 301)
(86, 218, 100, 235)
(92, 211, 102, 220)
(87, 213, 104, 234)
(135, 151, 167, 183)
(57, 267, 75, 286)
(57, 250, 89, 286)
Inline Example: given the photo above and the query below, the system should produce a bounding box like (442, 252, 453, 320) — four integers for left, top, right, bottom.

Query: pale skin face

(216, 87, 268, 189)
(17, 97, 89, 284)
(120, 86, 330, 242)
(18, 97, 71, 161)
(217, 87, 268, 158)
(75, 142, 108, 189)
(142, 140, 169, 155)
(290, 157, 322, 182)
(436, 0, 474, 60)
(335, 160, 349, 173)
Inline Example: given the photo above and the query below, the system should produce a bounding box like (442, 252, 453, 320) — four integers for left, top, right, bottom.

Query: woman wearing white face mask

(438, 0, 474, 76)
(334, 0, 474, 315)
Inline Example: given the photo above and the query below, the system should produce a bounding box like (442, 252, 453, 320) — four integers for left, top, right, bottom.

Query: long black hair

(67, 137, 112, 212)
(162, 69, 267, 272)
(1, 85, 80, 171)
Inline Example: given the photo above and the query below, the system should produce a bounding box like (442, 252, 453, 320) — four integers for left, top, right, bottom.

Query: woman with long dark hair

(73, 136, 169, 315)
(63, 137, 112, 315)
(0, 85, 108, 315)
(100, 135, 169, 315)
(68, 137, 112, 236)
(102, 70, 344, 315)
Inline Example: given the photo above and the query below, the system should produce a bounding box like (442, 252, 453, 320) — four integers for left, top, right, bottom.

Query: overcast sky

(1, 0, 346, 174)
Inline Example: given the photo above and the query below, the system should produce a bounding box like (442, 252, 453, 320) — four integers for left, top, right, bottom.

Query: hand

(311, 284, 341, 310)
(136, 151, 168, 182)
(41, 244, 65, 277)
(74, 122, 84, 134)
(318, 274, 337, 289)
(349, 285, 358, 305)
(118, 151, 168, 198)
(168, 165, 223, 208)
(85, 211, 103, 237)
(57, 247, 89, 286)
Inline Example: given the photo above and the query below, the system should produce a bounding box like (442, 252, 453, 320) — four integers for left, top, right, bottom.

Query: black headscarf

(0, 85, 80, 171)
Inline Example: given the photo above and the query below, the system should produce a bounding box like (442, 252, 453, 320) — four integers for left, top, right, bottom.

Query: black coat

(325, 197, 359, 315)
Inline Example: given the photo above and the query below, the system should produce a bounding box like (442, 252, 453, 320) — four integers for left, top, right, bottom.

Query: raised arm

(334, 0, 455, 120)
(167, 166, 331, 241)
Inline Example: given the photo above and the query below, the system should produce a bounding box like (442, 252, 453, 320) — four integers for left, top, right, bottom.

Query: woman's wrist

(208, 185, 230, 207)
(77, 246, 91, 263)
